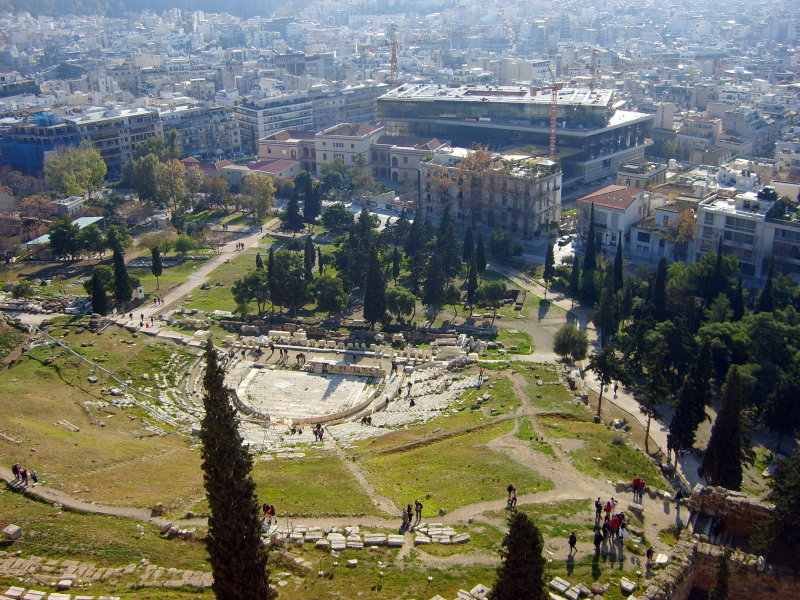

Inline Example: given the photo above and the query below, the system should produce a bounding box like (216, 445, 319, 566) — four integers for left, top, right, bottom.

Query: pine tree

(593, 274, 617, 343)
(700, 366, 752, 490)
(303, 179, 321, 223)
(581, 266, 597, 305)
(405, 214, 425, 258)
(462, 226, 474, 264)
(391, 246, 401, 284)
(111, 243, 132, 305)
(89, 270, 109, 315)
(613, 240, 624, 292)
(200, 340, 275, 600)
(436, 204, 461, 279)
(731, 277, 744, 321)
(587, 341, 625, 418)
(150, 247, 163, 290)
(423, 251, 446, 322)
(583, 202, 597, 272)
(753, 450, 800, 568)
(362, 247, 386, 328)
(668, 342, 712, 460)
(303, 237, 315, 282)
(476, 234, 487, 277)
(757, 258, 774, 313)
(653, 256, 667, 320)
(255, 252, 263, 269)
(543, 243, 555, 297)
(493, 511, 547, 600)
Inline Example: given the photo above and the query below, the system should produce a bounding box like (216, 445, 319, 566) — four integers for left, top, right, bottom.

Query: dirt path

(329, 439, 399, 517)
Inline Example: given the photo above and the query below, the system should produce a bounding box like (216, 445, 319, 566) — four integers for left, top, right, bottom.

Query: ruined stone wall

(687, 485, 773, 538)
(641, 540, 800, 600)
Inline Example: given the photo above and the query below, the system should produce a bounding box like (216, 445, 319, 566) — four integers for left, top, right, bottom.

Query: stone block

(548, 594, 567, 600)
(330, 541, 346, 551)
(414, 535, 431, 545)
(591, 582, 609, 595)
(576, 583, 590, 596)
(387, 535, 404, 547)
(363, 534, 386, 546)
(50, 593, 72, 600)
(3, 587, 25, 599)
(565, 586, 581, 600)
(56, 579, 73, 590)
(73, 596, 94, 600)
(346, 559, 358, 568)
(548, 577, 571, 594)
(2, 525, 22, 541)
(21, 592, 46, 600)
(620, 578, 637, 594)
(469, 583, 491, 599)
(452, 533, 471, 544)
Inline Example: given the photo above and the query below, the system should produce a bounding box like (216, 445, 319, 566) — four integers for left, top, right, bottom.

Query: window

(637, 231, 650, 242)
(703, 226, 714, 239)
(403, 156, 408, 164)
(351, 144, 355, 149)
(704, 213, 714, 225)
(323, 153, 327, 160)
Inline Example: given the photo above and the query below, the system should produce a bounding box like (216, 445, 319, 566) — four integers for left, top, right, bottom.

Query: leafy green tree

(753, 450, 800, 568)
(587, 342, 626, 419)
(462, 226, 474, 264)
(668, 342, 713, 460)
(637, 328, 673, 453)
(77, 224, 107, 259)
(127, 154, 161, 203)
(593, 274, 617, 343)
(444, 282, 462, 321)
(151, 247, 163, 290)
(476, 234, 487, 276)
(478, 280, 506, 324)
(351, 152, 378, 197)
(436, 204, 461, 279)
(706, 293, 733, 323)
(423, 252, 446, 324)
(199, 340, 275, 600)
(232, 269, 271, 314)
(553, 323, 589, 362)
(391, 246, 401, 284)
(322, 202, 354, 232)
(363, 247, 386, 328)
(302, 178, 322, 223)
(492, 511, 547, 600)
(132, 132, 180, 161)
(761, 374, 800, 451)
(731, 277, 745, 321)
(45, 141, 106, 200)
(303, 237, 315, 282)
(700, 366, 753, 490)
(543, 243, 555, 297)
(241, 172, 276, 220)
(255, 252, 264, 270)
(174, 234, 197, 255)
(653, 257, 667, 320)
(48, 218, 80, 260)
(202, 176, 230, 212)
(309, 271, 348, 316)
(489, 230, 523, 263)
(386, 286, 416, 323)
(270, 250, 307, 315)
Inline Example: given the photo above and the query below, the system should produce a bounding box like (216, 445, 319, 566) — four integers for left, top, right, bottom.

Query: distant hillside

(0, 0, 286, 18)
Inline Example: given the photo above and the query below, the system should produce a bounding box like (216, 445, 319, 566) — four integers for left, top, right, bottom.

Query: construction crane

(357, 25, 445, 89)
(590, 48, 599, 90)
(546, 64, 560, 163)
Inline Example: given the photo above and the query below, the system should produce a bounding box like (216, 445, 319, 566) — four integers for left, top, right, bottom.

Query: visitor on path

(646, 546, 654, 566)
(613, 382, 618, 398)
(605, 501, 613, 517)
(632, 477, 645, 503)
(19, 468, 28, 486)
(595, 497, 602, 520)
(415, 500, 423, 522)
(618, 523, 628, 544)
(609, 515, 620, 540)
(11, 463, 20, 481)
(31, 470, 38, 484)
(594, 530, 603, 552)
(401, 508, 409, 530)
(407, 504, 413, 527)
(506, 484, 517, 508)
(602, 520, 611, 541)
(568, 532, 577, 555)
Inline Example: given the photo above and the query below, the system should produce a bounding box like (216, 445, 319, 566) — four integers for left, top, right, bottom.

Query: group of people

(11, 463, 37, 486)
(400, 500, 424, 532)
(288, 424, 304, 435)
(359, 415, 373, 425)
(632, 477, 646, 503)
(262, 503, 276, 525)
(151, 296, 165, 307)
(592, 497, 629, 549)
(312, 423, 325, 442)
(234, 242, 246, 251)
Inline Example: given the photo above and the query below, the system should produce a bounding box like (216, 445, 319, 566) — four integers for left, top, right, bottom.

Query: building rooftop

(380, 84, 614, 108)
(263, 129, 317, 143)
(577, 185, 643, 211)
(68, 106, 155, 124)
(375, 135, 444, 151)
(318, 123, 383, 138)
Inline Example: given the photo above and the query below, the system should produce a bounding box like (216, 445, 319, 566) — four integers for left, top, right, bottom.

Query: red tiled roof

(577, 185, 643, 211)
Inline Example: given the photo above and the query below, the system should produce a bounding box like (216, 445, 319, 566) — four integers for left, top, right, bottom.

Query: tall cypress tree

(89, 270, 109, 315)
(653, 256, 667, 321)
(255, 252, 264, 269)
(317, 247, 324, 275)
(462, 226, 474, 264)
(493, 511, 547, 600)
(282, 195, 303, 232)
(569, 255, 580, 306)
(303, 236, 315, 282)
(583, 202, 597, 272)
(436, 204, 461, 279)
(700, 366, 752, 490)
(476, 234, 487, 277)
(731, 277, 744, 321)
(613, 240, 624, 292)
(111, 243, 132, 305)
(707, 237, 725, 304)
(467, 250, 479, 313)
(362, 247, 386, 328)
(267, 247, 276, 311)
(391, 246, 401, 284)
(150, 247, 163, 290)
(543, 243, 555, 297)
(200, 340, 275, 600)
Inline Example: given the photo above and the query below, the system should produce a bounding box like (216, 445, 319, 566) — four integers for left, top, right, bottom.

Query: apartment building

(419, 147, 562, 240)
(159, 104, 241, 160)
(577, 185, 654, 254)
(616, 159, 667, 190)
(314, 123, 384, 174)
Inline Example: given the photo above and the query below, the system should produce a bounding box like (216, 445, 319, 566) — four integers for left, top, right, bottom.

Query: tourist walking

(415, 499, 423, 523)
(568, 532, 577, 555)
(646, 546, 654, 567)
(594, 530, 603, 552)
(19, 468, 28, 486)
(11, 463, 20, 481)
(506, 484, 517, 508)
(31, 470, 38, 484)
(594, 497, 602, 521)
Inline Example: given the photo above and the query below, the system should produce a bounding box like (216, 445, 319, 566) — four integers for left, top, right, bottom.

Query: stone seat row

(3, 589, 120, 600)
(428, 583, 491, 600)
